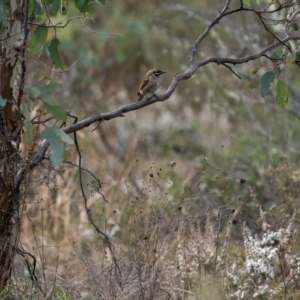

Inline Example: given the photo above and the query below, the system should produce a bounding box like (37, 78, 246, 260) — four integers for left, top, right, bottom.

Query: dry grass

(2, 143, 299, 300)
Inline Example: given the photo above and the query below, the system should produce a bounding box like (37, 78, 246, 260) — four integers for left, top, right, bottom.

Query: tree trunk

(0, 0, 25, 291)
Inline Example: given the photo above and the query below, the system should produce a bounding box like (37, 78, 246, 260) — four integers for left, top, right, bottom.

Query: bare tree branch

(14, 17, 300, 189)
(189, 0, 254, 64)
(257, 13, 292, 53)
(219, 0, 231, 15)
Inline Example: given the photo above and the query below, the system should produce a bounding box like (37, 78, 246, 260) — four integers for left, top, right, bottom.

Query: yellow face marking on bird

(154, 70, 166, 76)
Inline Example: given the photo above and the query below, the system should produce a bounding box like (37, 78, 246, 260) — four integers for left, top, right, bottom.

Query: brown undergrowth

(2, 143, 300, 300)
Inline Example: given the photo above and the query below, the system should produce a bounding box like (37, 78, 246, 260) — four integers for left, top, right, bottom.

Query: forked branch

(14, 1, 300, 189)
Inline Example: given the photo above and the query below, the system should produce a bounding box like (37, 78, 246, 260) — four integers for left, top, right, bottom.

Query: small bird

(137, 69, 166, 101)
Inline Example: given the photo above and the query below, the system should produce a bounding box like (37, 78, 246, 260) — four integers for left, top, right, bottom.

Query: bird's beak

(161, 71, 166, 74)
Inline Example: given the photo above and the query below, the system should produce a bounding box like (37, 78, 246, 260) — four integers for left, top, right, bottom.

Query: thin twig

(189, 0, 251, 64)
(257, 13, 292, 53)
(220, 63, 242, 79)
(64, 160, 102, 189)
(70, 113, 124, 288)
(28, 16, 86, 28)
(27, 51, 81, 73)
(80, 18, 120, 36)
(219, 0, 231, 16)
(29, 15, 119, 36)
(71, 114, 107, 237)
(16, 244, 46, 295)
(284, 9, 300, 36)
(14, 2, 300, 189)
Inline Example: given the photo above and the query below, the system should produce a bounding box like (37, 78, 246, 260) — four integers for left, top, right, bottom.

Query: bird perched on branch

(137, 69, 166, 101)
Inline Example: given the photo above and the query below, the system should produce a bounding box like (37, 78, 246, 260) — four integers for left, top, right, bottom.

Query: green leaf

(75, 0, 90, 12)
(48, 38, 66, 70)
(270, 50, 283, 61)
(41, 128, 73, 164)
(294, 50, 300, 64)
(51, 0, 61, 15)
(260, 71, 275, 97)
(22, 102, 31, 120)
(41, 128, 64, 164)
(250, 67, 259, 75)
(24, 120, 34, 145)
(98, 0, 106, 4)
(25, 81, 62, 100)
(53, 128, 74, 145)
(291, 23, 299, 31)
(39, 81, 62, 97)
(43, 102, 67, 121)
(26, 86, 41, 99)
(42, 94, 59, 106)
(0, 96, 7, 107)
(25, 82, 66, 121)
(34, 0, 44, 15)
(29, 0, 35, 17)
(248, 82, 256, 89)
(276, 80, 289, 107)
(29, 26, 48, 55)
(43, 0, 65, 15)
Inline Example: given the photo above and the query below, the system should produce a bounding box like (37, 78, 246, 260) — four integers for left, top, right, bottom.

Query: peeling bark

(0, 0, 25, 291)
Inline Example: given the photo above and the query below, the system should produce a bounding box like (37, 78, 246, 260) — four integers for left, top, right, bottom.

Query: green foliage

(27, 0, 108, 85)
(291, 23, 300, 31)
(41, 127, 74, 164)
(74, 0, 92, 13)
(260, 71, 275, 97)
(276, 80, 289, 106)
(44, 0, 64, 15)
(259, 71, 289, 105)
(25, 81, 68, 154)
(48, 37, 66, 70)
(294, 49, 300, 63)
(50, 287, 74, 300)
(42, 95, 67, 121)
(26, 86, 40, 99)
(25, 81, 67, 122)
(270, 49, 283, 62)
(35, 0, 43, 15)
(248, 82, 256, 89)
(74, 0, 105, 13)
(251, 67, 259, 75)
(38, 81, 62, 96)
(29, 0, 44, 16)
(29, 26, 48, 55)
